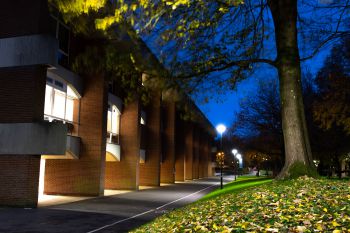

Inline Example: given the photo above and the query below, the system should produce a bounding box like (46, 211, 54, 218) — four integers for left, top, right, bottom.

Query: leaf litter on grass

(132, 176, 350, 232)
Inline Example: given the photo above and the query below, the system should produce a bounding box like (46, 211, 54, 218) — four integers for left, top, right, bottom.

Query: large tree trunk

(268, 0, 315, 178)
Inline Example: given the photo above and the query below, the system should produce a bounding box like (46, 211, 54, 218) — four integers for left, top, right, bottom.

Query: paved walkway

(0, 176, 234, 233)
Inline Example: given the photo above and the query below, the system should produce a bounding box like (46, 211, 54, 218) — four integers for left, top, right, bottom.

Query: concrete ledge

(0, 122, 67, 155)
(48, 65, 83, 98)
(108, 93, 123, 113)
(43, 135, 81, 159)
(106, 143, 121, 161)
(0, 34, 58, 68)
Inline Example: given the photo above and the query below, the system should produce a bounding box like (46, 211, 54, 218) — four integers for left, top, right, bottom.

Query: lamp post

(232, 149, 238, 181)
(216, 124, 226, 189)
(216, 152, 225, 189)
(236, 153, 242, 179)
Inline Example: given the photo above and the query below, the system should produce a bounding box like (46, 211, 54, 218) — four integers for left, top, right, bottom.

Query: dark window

(48, 6, 70, 69)
(58, 24, 69, 53)
(54, 80, 64, 89)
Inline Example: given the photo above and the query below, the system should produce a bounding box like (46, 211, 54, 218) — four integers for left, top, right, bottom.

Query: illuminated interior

(44, 77, 79, 123)
(107, 104, 121, 144)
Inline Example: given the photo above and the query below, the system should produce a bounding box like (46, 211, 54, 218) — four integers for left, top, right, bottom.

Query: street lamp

(216, 151, 225, 189)
(216, 124, 226, 149)
(216, 124, 226, 189)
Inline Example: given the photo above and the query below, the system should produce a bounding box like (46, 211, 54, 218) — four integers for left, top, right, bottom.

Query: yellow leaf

(323, 208, 328, 212)
(316, 224, 324, 231)
(333, 230, 341, 233)
(332, 221, 341, 227)
(266, 228, 279, 232)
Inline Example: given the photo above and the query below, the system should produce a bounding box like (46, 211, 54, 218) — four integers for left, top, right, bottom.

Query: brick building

(0, 0, 216, 207)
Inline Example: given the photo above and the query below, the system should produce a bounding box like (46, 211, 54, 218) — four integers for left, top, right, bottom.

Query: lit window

(140, 110, 146, 125)
(140, 117, 146, 125)
(107, 104, 121, 144)
(141, 73, 148, 86)
(44, 77, 79, 122)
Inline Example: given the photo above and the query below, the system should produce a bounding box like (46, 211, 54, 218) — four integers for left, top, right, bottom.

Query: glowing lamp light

(216, 124, 227, 135)
(232, 149, 238, 155)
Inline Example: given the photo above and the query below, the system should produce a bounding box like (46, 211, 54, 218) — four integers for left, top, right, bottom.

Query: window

(49, 7, 70, 68)
(140, 110, 146, 125)
(107, 104, 121, 144)
(44, 77, 79, 123)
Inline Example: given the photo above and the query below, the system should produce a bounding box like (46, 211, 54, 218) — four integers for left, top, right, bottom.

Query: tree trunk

(268, 0, 316, 178)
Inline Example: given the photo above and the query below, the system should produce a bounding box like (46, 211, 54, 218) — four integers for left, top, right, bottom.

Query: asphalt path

(0, 176, 234, 233)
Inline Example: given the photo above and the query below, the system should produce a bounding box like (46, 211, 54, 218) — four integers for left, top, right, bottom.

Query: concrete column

(45, 74, 108, 196)
(160, 102, 176, 183)
(175, 114, 185, 181)
(0, 0, 50, 207)
(139, 93, 161, 186)
(105, 99, 141, 190)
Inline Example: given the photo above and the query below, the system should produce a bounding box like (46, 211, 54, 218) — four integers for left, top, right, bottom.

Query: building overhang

(0, 34, 58, 68)
(108, 93, 123, 113)
(42, 135, 81, 159)
(106, 143, 121, 161)
(47, 65, 83, 98)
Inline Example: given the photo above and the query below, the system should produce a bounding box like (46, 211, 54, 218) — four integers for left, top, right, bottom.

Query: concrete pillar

(0, 0, 50, 207)
(160, 102, 176, 183)
(45, 74, 107, 196)
(139, 93, 161, 186)
(105, 99, 140, 190)
(185, 122, 194, 180)
(175, 114, 185, 181)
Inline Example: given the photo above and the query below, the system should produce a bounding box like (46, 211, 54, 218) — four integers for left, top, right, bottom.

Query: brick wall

(160, 102, 176, 183)
(45, 74, 107, 196)
(185, 122, 193, 180)
(0, 66, 46, 207)
(105, 99, 140, 190)
(192, 125, 199, 179)
(203, 134, 209, 177)
(139, 93, 161, 186)
(198, 130, 204, 178)
(175, 113, 185, 181)
(0, 0, 49, 39)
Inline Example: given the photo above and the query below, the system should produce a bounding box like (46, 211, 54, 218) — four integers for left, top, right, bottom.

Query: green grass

(132, 176, 350, 232)
(201, 176, 273, 201)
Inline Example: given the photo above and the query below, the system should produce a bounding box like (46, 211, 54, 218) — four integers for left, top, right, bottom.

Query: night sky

(196, 48, 331, 129)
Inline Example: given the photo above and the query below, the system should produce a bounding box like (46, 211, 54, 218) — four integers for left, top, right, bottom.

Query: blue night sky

(195, 48, 331, 129)
(142, 0, 345, 131)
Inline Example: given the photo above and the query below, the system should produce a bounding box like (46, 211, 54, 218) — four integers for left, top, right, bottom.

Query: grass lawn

(200, 176, 273, 201)
(132, 176, 350, 232)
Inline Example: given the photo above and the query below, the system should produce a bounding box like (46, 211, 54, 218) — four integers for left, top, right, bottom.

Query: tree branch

(177, 58, 276, 79)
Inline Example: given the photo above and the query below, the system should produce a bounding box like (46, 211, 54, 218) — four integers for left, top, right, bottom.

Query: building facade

(0, 0, 215, 207)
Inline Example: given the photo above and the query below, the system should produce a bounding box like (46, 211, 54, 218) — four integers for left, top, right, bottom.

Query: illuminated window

(140, 110, 146, 125)
(107, 104, 121, 144)
(44, 77, 79, 122)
